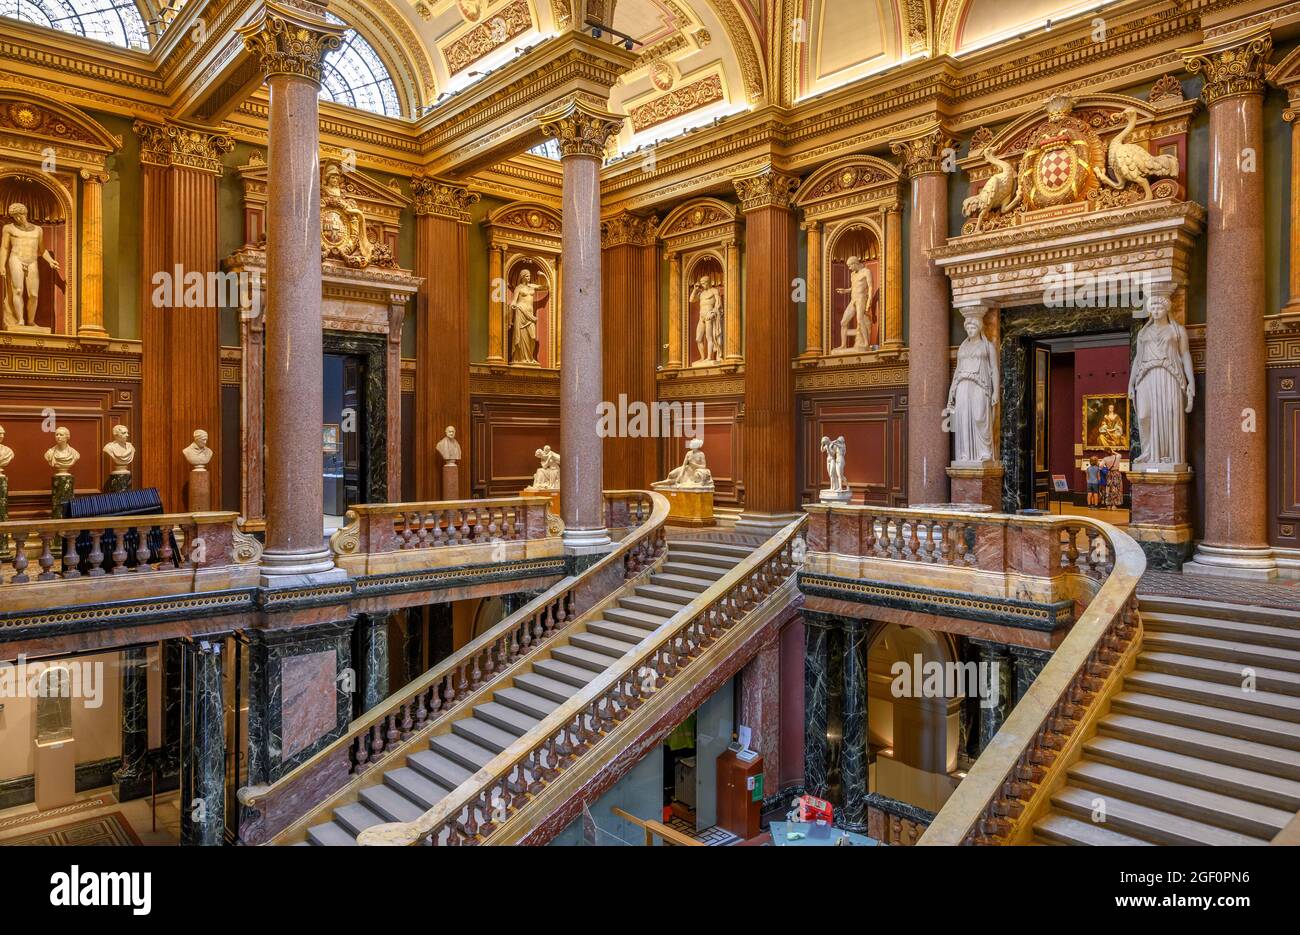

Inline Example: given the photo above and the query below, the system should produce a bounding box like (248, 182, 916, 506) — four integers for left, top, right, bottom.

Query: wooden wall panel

(660, 397, 744, 505)
(602, 239, 659, 490)
(470, 395, 562, 498)
(797, 388, 907, 506)
(1270, 367, 1300, 548)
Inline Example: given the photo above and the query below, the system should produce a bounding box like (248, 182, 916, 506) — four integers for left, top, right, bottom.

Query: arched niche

(658, 197, 741, 370)
(483, 202, 563, 369)
(0, 170, 72, 334)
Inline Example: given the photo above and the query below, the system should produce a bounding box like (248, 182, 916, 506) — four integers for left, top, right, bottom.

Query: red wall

(1049, 345, 1130, 494)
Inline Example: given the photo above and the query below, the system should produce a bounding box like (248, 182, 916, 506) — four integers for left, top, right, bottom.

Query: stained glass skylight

(319, 28, 402, 118)
(0, 0, 150, 49)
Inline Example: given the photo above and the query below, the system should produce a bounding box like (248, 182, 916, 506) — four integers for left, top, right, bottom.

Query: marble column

(540, 97, 623, 552)
(884, 203, 903, 350)
(666, 251, 683, 368)
(1182, 29, 1276, 578)
(803, 614, 833, 798)
(402, 608, 426, 684)
(972, 640, 1011, 754)
(891, 124, 957, 505)
(733, 166, 802, 525)
(839, 618, 869, 830)
(487, 242, 506, 363)
(77, 170, 111, 342)
(180, 640, 224, 846)
(239, 3, 346, 580)
(724, 238, 742, 362)
(356, 612, 391, 714)
(739, 635, 781, 800)
(1010, 646, 1052, 705)
(427, 601, 454, 667)
(162, 640, 183, 785)
(412, 177, 479, 499)
(802, 220, 822, 358)
(113, 646, 151, 801)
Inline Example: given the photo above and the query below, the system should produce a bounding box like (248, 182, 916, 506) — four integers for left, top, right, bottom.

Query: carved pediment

(657, 197, 739, 250)
(484, 201, 563, 251)
(793, 155, 901, 220)
(0, 91, 119, 169)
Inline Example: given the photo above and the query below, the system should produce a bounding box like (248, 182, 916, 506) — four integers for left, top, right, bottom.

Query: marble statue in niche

(658, 437, 714, 489)
(183, 429, 213, 470)
(102, 425, 135, 492)
(835, 256, 876, 351)
(531, 445, 560, 490)
(1129, 293, 1194, 469)
(508, 268, 546, 365)
(689, 273, 724, 365)
(945, 310, 999, 465)
(819, 435, 851, 502)
(320, 162, 373, 267)
(1, 202, 59, 332)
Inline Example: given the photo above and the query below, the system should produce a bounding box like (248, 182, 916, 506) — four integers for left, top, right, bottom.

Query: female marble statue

(1129, 294, 1194, 468)
(944, 312, 999, 464)
(660, 437, 713, 489)
(531, 445, 560, 490)
(820, 435, 847, 493)
(509, 269, 541, 364)
(44, 426, 79, 474)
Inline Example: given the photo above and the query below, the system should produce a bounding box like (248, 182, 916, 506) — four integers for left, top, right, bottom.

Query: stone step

(665, 550, 741, 570)
(1050, 785, 1269, 846)
(333, 801, 387, 838)
(1140, 596, 1300, 630)
(306, 820, 358, 846)
(1125, 670, 1300, 723)
(1032, 812, 1154, 846)
(452, 716, 519, 754)
(604, 606, 673, 630)
(473, 700, 541, 736)
(533, 657, 600, 688)
(649, 573, 711, 593)
(587, 619, 657, 644)
(429, 732, 498, 771)
(1099, 713, 1300, 781)
(569, 631, 640, 656)
(1138, 650, 1300, 696)
(384, 766, 452, 811)
(660, 561, 724, 582)
(617, 594, 684, 618)
(1111, 691, 1300, 751)
(493, 686, 562, 720)
(1067, 760, 1291, 840)
(551, 643, 621, 672)
(667, 540, 753, 559)
(1143, 630, 1300, 675)
(1083, 735, 1300, 812)
(1143, 612, 1300, 651)
(513, 671, 581, 703)
(407, 748, 474, 790)
(634, 583, 695, 605)
(360, 783, 428, 823)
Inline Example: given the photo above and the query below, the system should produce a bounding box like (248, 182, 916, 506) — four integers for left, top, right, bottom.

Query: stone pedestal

(653, 484, 715, 526)
(187, 467, 210, 512)
(522, 486, 560, 520)
(946, 463, 1004, 510)
(818, 489, 854, 503)
(441, 462, 459, 501)
(51, 474, 73, 519)
(1126, 469, 1194, 569)
(35, 738, 76, 811)
(106, 472, 131, 493)
(0, 473, 7, 522)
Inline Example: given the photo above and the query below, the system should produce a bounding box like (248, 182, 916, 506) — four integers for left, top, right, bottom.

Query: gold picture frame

(1082, 394, 1129, 451)
(322, 423, 340, 453)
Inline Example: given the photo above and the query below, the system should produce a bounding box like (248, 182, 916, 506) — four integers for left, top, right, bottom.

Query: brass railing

(241, 490, 668, 845)
(355, 514, 807, 846)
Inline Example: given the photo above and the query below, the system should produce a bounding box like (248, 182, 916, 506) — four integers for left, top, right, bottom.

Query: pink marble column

(240, 4, 345, 579)
(1183, 29, 1276, 578)
(739, 636, 781, 798)
(892, 126, 957, 506)
(541, 98, 623, 551)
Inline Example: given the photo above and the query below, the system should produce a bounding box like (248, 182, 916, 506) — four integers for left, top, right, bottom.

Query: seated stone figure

(658, 437, 713, 489)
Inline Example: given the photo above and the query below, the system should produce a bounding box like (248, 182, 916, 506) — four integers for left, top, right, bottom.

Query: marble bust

(436, 425, 461, 462)
(658, 437, 714, 489)
(944, 309, 999, 465)
(44, 426, 79, 475)
(1, 202, 60, 332)
(183, 429, 213, 470)
(1129, 294, 1194, 470)
(531, 445, 560, 490)
(0, 424, 12, 475)
(103, 424, 135, 474)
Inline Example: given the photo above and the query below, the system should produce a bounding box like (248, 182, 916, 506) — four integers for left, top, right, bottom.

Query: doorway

(322, 353, 367, 525)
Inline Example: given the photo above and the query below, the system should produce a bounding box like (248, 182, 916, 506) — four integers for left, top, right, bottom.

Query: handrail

(356, 513, 807, 846)
(239, 489, 669, 845)
(917, 516, 1145, 845)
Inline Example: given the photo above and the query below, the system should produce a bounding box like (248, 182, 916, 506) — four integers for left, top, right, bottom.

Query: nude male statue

(835, 256, 875, 351)
(689, 274, 723, 364)
(1, 203, 60, 330)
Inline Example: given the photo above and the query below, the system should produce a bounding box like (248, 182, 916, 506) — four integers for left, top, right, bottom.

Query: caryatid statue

(836, 256, 875, 351)
(1129, 293, 1194, 469)
(1, 202, 60, 331)
(509, 269, 541, 364)
(820, 435, 848, 495)
(944, 309, 1000, 465)
(689, 274, 724, 364)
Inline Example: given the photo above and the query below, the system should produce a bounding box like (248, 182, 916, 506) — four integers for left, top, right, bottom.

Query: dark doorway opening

(322, 331, 389, 522)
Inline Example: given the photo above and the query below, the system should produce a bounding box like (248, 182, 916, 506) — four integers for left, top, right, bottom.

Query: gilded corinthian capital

(538, 95, 624, 159)
(411, 176, 480, 222)
(732, 166, 800, 211)
(133, 120, 234, 174)
(238, 1, 346, 85)
(890, 123, 958, 179)
(1181, 27, 1272, 106)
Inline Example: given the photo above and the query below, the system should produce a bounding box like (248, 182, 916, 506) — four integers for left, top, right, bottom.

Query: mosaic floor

(1, 811, 140, 846)
(666, 816, 740, 846)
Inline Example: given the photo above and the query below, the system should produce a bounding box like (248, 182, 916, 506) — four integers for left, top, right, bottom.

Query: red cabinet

(716, 750, 763, 839)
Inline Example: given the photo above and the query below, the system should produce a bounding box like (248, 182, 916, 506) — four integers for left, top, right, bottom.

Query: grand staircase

(1033, 595, 1300, 845)
(299, 537, 755, 846)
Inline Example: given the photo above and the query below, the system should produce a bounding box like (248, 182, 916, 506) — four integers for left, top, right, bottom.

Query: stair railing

(917, 516, 1145, 845)
(239, 490, 668, 845)
(356, 514, 807, 846)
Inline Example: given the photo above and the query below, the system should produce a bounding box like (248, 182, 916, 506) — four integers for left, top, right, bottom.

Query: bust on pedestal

(653, 437, 715, 525)
(0, 425, 12, 535)
(436, 425, 461, 500)
(944, 307, 1003, 509)
(183, 429, 213, 512)
(102, 425, 135, 493)
(818, 435, 852, 502)
(44, 427, 79, 518)
(521, 445, 561, 517)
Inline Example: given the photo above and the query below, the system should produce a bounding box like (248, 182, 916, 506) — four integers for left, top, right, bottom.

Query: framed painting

(322, 423, 340, 453)
(1082, 394, 1129, 451)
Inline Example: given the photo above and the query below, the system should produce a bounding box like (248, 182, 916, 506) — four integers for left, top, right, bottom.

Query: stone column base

(1126, 469, 1195, 570)
(946, 463, 1004, 511)
(1184, 544, 1278, 581)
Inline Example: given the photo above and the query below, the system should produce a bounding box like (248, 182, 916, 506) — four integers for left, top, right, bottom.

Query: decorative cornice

(889, 123, 958, 180)
(132, 120, 234, 174)
(410, 175, 481, 222)
(731, 166, 800, 211)
(629, 73, 725, 133)
(538, 95, 624, 159)
(238, 1, 346, 86)
(444, 0, 533, 75)
(600, 211, 659, 247)
(1181, 26, 1272, 106)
